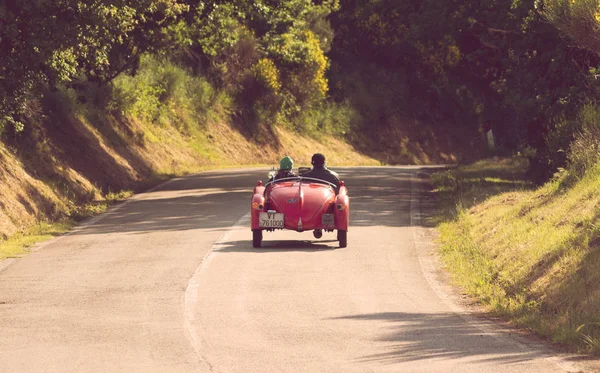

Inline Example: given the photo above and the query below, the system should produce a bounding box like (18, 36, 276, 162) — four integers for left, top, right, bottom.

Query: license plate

(321, 213, 335, 227)
(259, 212, 284, 228)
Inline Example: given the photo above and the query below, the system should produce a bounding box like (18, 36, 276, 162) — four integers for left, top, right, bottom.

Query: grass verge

(0, 190, 133, 260)
(0, 221, 74, 260)
(433, 156, 600, 354)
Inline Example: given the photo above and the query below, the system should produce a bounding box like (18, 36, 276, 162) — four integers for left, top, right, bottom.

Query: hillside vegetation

(1, 0, 463, 250)
(0, 75, 378, 258)
(434, 122, 600, 353)
(8, 0, 600, 177)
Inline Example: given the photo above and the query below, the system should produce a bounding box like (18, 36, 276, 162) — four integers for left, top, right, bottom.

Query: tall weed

(565, 104, 600, 181)
(568, 126, 600, 180)
(292, 101, 359, 137)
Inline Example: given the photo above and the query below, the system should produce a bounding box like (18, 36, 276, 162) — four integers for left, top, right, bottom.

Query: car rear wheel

(337, 230, 347, 248)
(252, 229, 263, 248)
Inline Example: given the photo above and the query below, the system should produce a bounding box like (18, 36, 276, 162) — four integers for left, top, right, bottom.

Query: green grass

(0, 221, 74, 260)
(432, 157, 532, 223)
(189, 133, 219, 162)
(434, 157, 600, 354)
(0, 190, 133, 260)
(69, 190, 134, 220)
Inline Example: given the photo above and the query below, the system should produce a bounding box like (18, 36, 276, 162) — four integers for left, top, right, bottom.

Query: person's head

(279, 156, 294, 171)
(311, 153, 326, 168)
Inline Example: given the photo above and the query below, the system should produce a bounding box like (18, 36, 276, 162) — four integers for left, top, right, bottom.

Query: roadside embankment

(0, 108, 378, 260)
(0, 54, 462, 260)
(433, 157, 600, 354)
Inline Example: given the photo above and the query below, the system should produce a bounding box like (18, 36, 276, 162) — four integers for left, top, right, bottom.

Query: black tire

(337, 230, 347, 248)
(252, 229, 263, 248)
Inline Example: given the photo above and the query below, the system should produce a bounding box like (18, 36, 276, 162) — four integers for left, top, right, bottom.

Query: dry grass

(275, 127, 379, 167)
(350, 120, 461, 166)
(434, 157, 600, 354)
(0, 105, 378, 259)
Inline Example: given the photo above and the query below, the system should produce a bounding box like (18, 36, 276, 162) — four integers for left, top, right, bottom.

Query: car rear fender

(251, 190, 266, 230)
(335, 186, 349, 231)
(253, 185, 265, 195)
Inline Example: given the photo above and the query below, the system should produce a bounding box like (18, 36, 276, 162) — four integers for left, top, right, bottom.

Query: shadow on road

(70, 170, 264, 236)
(69, 167, 442, 237)
(340, 169, 437, 228)
(329, 312, 565, 366)
(215, 239, 342, 253)
(73, 189, 250, 235)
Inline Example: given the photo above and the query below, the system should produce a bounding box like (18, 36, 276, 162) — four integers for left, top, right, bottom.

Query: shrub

(292, 101, 360, 137)
(113, 62, 164, 122)
(252, 58, 282, 94)
(112, 55, 228, 130)
(568, 126, 600, 180)
(561, 103, 600, 182)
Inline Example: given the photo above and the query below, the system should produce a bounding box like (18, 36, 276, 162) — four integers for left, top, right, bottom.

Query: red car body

(250, 176, 349, 248)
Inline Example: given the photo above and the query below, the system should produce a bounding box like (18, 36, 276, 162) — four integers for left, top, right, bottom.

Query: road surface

(0, 167, 594, 372)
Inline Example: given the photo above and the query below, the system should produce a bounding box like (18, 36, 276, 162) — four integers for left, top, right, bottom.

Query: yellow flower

(253, 58, 282, 93)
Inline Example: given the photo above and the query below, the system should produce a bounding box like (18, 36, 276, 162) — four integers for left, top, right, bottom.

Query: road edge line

(183, 213, 250, 372)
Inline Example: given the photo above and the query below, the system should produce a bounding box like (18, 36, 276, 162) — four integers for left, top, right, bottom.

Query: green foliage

(331, 0, 600, 178)
(267, 29, 330, 104)
(540, 0, 600, 54)
(113, 55, 228, 131)
(1, 116, 25, 134)
(0, 0, 190, 127)
(167, 0, 340, 127)
(6, 0, 600, 172)
(0, 0, 350, 139)
(565, 105, 600, 181)
(434, 157, 600, 353)
(292, 101, 358, 137)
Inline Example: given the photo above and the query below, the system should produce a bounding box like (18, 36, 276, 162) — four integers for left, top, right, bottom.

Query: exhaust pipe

(313, 229, 323, 239)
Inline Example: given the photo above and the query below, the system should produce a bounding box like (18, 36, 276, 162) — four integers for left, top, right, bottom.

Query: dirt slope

(0, 111, 378, 241)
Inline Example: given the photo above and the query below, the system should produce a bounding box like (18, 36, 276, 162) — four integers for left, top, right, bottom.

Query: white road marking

(183, 212, 250, 372)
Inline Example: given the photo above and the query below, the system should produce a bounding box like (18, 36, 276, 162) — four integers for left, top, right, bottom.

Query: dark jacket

(304, 166, 340, 192)
(272, 170, 296, 181)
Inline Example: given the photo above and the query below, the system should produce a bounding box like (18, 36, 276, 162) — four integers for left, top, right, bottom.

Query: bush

(558, 103, 600, 183)
(114, 61, 164, 122)
(292, 101, 359, 137)
(112, 55, 229, 131)
(568, 126, 600, 180)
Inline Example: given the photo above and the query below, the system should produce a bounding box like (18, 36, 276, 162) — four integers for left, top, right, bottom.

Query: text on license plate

(259, 212, 284, 228)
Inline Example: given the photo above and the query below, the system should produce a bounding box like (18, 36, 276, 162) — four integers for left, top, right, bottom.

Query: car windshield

(266, 175, 334, 188)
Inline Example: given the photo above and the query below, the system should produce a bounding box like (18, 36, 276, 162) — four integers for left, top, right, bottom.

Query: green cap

(279, 156, 294, 170)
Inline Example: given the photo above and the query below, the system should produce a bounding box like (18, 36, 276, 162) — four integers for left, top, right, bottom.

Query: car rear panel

(267, 182, 335, 231)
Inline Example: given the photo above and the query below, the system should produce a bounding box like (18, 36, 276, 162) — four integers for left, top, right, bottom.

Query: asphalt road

(0, 167, 594, 372)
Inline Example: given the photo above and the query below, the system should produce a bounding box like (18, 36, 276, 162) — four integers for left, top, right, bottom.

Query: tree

(0, 0, 191, 131)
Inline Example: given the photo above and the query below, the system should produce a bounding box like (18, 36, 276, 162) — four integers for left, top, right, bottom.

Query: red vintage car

(250, 170, 349, 248)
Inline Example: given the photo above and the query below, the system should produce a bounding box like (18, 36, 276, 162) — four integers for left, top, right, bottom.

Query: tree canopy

(2, 0, 600, 178)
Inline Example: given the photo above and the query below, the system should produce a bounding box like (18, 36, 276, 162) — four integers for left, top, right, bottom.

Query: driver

(272, 156, 296, 180)
(303, 153, 340, 192)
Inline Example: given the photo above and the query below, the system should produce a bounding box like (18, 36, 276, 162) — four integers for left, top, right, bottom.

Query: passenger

(303, 153, 340, 192)
(272, 156, 296, 181)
